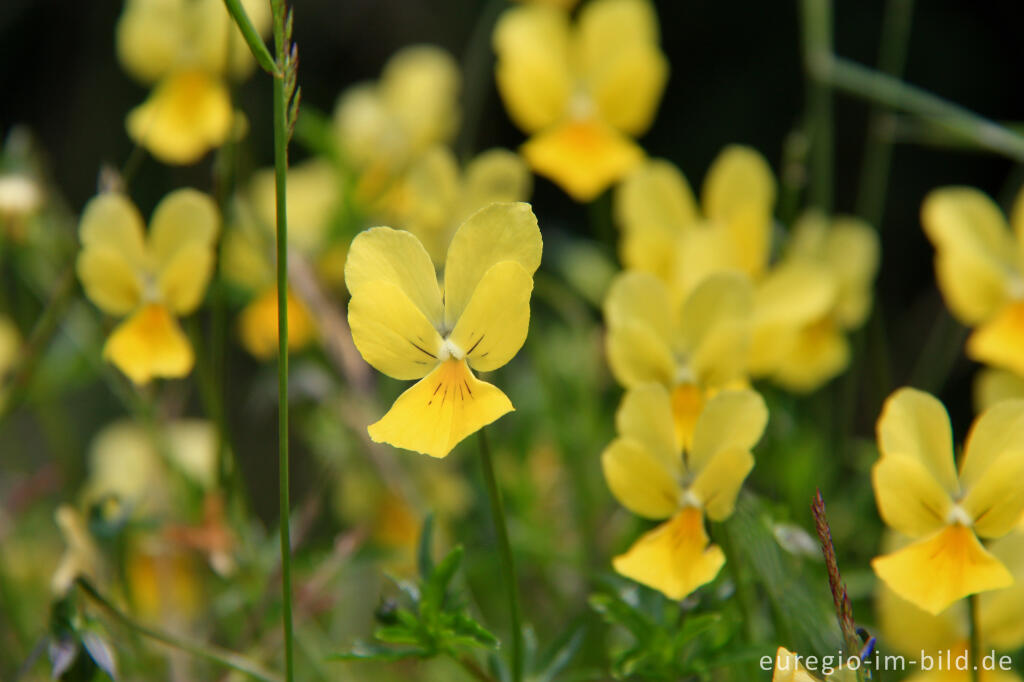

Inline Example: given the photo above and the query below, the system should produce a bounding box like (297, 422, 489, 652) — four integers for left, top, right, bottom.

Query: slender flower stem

(800, 0, 835, 212)
(969, 593, 981, 682)
(270, 0, 296, 678)
(477, 429, 523, 682)
(223, 0, 278, 75)
(76, 578, 283, 682)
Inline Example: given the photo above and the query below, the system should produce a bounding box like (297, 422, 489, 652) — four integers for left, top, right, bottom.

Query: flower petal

(974, 367, 1024, 414)
(823, 217, 880, 327)
(604, 319, 675, 388)
(443, 202, 542, 328)
(76, 193, 146, 315)
(126, 70, 234, 165)
(103, 304, 194, 384)
(149, 189, 220, 313)
(345, 226, 444, 328)
(115, 0, 186, 83)
(980, 532, 1024, 651)
(577, 0, 667, 135)
(601, 436, 679, 520)
(960, 398, 1024, 491)
(459, 149, 533, 225)
(603, 270, 673, 341)
(876, 388, 960, 497)
(689, 388, 767, 475)
(967, 302, 1024, 377)
(701, 145, 776, 227)
(614, 383, 679, 474)
(368, 359, 513, 458)
(493, 4, 572, 134)
(348, 279, 444, 380)
(238, 287, 317, 359)
(380, 45, 462, 158)
(962, 450, 1024, 538)
(689, 447, 753, 522)
(386, 146, 460, 264)
(450, 261, 533, 372)
(680, 270, 754, 387)
(521, 119, 645, 202)
(872, 524, 1012, 615)
(612, 507, 724, 600)
(872, 454, 953, 538)
(770, 319, 850, 393)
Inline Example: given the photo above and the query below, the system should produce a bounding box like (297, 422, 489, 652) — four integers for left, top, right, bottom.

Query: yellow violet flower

(768, 211, 879, 392)
(116, 0, 270, 164)
(871, 388, 1024, 614)
(922, 187, 1024, 379)
(603, 269, 754, 448)
(877, 531, 1024, 682)
(333, 45, 460, 197)
(76, 189, 219, 384)
(602, 385, 767, 599)
(384, 145, 532, 265)
(493, 0, 668, 201)
(345, 202, 542, 458)
(772, 647, 858, 682)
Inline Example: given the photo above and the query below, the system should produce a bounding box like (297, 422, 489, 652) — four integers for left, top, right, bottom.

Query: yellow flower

(975, 367, 1024, 413)
(116, 0, 271, 164)
(345, 202, 542, 457)
(126, 539, 202, 625)
(922, 187, 1024, 378)
(237, 287, 317, 360)
(383, 145, 532, 264)
(603, 269, 754, 448)
(76, 189, 219, 384)
(771, 647, 858, 682)
(602, 385, 767, 599)
(871, 388, 1024, 614)
(333, 45, 460, 191)
(493, 0, 668, 201)
(877, 531, 1024, 682)
(768, 211, 879, 392)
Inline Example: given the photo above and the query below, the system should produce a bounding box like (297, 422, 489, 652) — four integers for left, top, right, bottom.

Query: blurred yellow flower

(333, 45, 460, 198)
(771, 647, 857, 682)
(975, 367, 1024, 413)
(871, 388, 1024, 614)
(493, 0, 668, 201)
(51, 505, 102, 596)
(923, 187, 1024, 379)
(345, 202, 542, 457)
(603, 270, 754, 448)
(602, 385, 767, 599)
(383, 145, 532, 264)
(116, 0, 270, 164)
(877, 531, 1024, 682)
(768, 211, 879, 392)
(126, 539, 202, 625)
(76, 189, 219, 384)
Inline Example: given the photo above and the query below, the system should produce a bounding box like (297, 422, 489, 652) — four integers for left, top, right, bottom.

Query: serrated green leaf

(420, 545, 463, 620)
(450, 613, 498, 648)
(373, 625, 423, 646)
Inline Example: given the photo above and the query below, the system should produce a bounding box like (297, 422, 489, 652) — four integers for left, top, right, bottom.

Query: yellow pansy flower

(877, 532, 1024, 682)
(603, 269, 754, 447)
(922, 187, 1024, 378)
(333, 45, 460, 198)
(772, 647, 858, 682)
(871, 388, 1024, 614)
(493, 0, 668, 201)
(602, 385, 767, 599)
(768, 211, 879, 392)
(76, 189, 219, 384)
(344, 202, 542, 458)
(383, 145, 532, 264)
(116, 0, 270, 164)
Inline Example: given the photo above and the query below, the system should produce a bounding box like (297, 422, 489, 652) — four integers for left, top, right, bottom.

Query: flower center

(945, 504, 972, 527)
(568, 89, 595, 121)
(677, 487, 702, 510)
(437, 337, 464, 362)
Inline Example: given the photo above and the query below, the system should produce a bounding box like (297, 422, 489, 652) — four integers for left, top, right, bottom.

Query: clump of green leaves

(330, 516, 497, 664)
(47, 594, 118, 682)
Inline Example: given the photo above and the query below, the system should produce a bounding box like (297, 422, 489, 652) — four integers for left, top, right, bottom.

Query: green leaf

(420, 545, 463, 620)
(449, 613, 498, 649)
(373, 625, 423, 647)
(80, 630, 118, 680)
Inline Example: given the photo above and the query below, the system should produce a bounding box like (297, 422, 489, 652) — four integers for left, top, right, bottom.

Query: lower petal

(103, 304, 194, 384)
(612, 507, 724, 600)
(967, 302, 1024, 377)
(871, 524, 1012, 615)
(368, 359, 514, 458)
(521, 119, 644, 202)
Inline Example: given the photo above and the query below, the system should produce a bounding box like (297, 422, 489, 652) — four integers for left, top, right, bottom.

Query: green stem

(76, 578, 283, 682)
(969, 593, 981, 682)
(800, 0, 834, 212)
(477, 429, 523, 682)
(222, 0, 278, 75)
(816, 55, 1024, 162)
(270, 0, 295, 679)
(855, 0, 915, 225)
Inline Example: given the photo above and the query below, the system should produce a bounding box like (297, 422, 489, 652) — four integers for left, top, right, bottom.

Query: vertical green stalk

(800, 0, 834, 212)
(477, 429, 523, 682)
(969, 593, 981, 682)
(855, 0, 915, 225)
(270, 1, 294, 680)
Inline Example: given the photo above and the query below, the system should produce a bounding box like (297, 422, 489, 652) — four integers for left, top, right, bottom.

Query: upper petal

(380, 45, 461, 156)
(872, 454, 953, 538)
(367, 359, 513, 458)
(701, 145, 776, 227)
(77, 193, 146, 315)
(876, 388, 960, 497)
(493, 4, 572, 133)
(679, 270, 754, 387)
(960, 398, 1024, 490)
(459, 149, 533, 226)
(345, 226, 444, 328)
(603, 270, 673, 342)
(449, 261, 534, 372)
(115, 0, 186, 84)
(149, 188, 220, 313)
(689, 388, 767, 475)
(443, 202, 542, 328)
